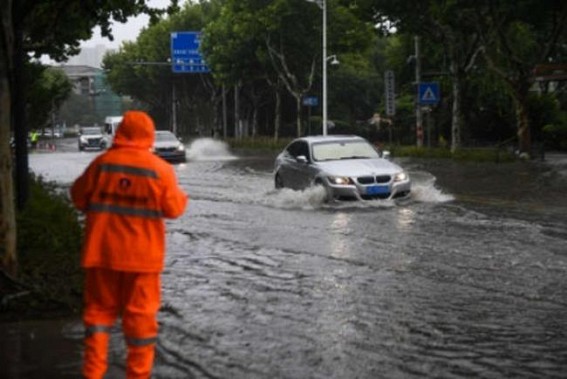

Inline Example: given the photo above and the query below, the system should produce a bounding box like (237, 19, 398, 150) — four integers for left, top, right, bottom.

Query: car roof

(292, 135, 366, 144)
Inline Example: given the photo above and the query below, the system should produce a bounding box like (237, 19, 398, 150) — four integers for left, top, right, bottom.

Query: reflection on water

(329, 212, 353, 259)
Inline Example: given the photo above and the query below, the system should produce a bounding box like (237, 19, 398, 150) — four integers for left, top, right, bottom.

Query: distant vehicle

(274, 135, 411, 201)
(41, 129, 62, 138)
(152, 130, 186, 163)
(78, 126, 106, 151)
(103, 116, 123, 142)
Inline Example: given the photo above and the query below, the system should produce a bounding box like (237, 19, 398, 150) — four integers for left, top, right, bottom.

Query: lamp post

(307, 0, 328, 135)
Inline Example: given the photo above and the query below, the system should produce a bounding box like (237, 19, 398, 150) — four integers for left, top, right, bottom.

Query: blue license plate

(366, 185, 389, 195)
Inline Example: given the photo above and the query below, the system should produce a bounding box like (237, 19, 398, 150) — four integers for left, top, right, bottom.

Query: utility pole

(171, 83, 177, 135)
(415, 36, 423, 147)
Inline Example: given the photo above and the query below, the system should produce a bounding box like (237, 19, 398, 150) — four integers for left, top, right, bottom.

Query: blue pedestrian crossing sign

(418, 82, 440, 105)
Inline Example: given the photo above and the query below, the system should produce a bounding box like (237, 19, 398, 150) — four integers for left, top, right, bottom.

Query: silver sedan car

(274, 135, 411, 201)
(152, 130, 187, 163)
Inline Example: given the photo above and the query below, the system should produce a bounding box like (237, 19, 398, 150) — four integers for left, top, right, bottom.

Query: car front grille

(356, 175, 391, 185)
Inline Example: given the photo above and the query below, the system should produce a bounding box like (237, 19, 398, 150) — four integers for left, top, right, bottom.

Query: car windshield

(81, 128, 101, 135)
(312, 140, 379, 162)
(155, 132, 178, 142)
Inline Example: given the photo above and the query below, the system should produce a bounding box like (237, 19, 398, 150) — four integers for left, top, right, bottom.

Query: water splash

(409, 170, 454, 203)
(261, 186, 328, 210)
(186, 138, 236, 161)
(411, 182, 454, 203)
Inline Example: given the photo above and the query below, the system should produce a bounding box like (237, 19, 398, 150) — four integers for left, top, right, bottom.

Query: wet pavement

(1, 139, 567, 378)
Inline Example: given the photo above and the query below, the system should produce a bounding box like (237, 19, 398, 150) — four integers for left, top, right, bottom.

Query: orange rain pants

(82, 268, 161, 379)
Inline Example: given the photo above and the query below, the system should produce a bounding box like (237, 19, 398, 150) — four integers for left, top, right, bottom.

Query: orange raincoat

(71, 111, 188, 378)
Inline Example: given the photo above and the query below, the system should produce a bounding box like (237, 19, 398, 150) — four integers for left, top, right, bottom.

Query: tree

(370, 0, 485, 152)
(202, 0, 375, 138)
(202, 0, 297, 138)
(474, 0, 567, 155)
(0, 0, 177, 276)
(103, 2, 216, 137)
(25, 65, 73, 132)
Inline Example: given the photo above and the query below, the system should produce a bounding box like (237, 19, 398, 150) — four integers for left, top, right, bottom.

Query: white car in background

(78, 126, 106, 151)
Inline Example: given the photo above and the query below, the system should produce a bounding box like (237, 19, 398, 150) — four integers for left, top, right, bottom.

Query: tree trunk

(273, 89, 281, 142)
(450, 65, 462, 153)
(295, 95, 302, 137)
(252, 107, 258, 138)
(515, 95, 532, 155)
(222, 85, 227, 138)
(0, 0, 18, 276)
(234, 84, 240, 139)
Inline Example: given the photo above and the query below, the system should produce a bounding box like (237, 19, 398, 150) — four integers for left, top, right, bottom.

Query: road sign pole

(415, 36, 423, 147)
(384, 70, 395, 117)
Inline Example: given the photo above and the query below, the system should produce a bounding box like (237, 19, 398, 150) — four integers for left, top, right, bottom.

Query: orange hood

(112, 111, 155, 150)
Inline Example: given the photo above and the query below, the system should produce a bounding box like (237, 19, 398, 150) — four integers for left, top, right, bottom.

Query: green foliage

(103, 3, 213, 133)
(389, 146, 516, 162)
(528, 93, 563, 141)
(23, 0, 175, 62)
(226, 136, 292, 151)
(25, 64, 73, 131)
(96, 0, 567, 148)
(8, 175, 84, 319)
(226, 137, 518, 162)
(542, 115, 567, 150)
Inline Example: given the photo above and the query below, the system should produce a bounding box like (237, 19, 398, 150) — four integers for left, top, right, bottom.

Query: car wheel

(275, 173, 284, 189)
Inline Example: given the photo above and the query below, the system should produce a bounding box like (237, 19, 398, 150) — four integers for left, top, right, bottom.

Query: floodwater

(1, 139, 566, 379)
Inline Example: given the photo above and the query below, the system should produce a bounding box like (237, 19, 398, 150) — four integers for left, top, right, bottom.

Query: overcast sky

(82, 0, 174, 48)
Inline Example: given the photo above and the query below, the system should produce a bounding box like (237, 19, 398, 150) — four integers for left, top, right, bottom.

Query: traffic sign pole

(414, 36, 423, 148)
(384, 70, 395, 117)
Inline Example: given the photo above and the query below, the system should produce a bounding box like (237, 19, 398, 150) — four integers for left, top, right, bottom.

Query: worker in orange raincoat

(71, 110, 188, 378)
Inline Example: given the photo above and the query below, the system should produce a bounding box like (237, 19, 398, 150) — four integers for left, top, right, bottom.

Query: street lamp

(327, 54, 340, 65)
(306, 0, 329, 135)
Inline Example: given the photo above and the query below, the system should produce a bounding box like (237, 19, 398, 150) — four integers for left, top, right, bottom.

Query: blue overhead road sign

(418, 82, 440, 105)
(171, 31, 210, 73)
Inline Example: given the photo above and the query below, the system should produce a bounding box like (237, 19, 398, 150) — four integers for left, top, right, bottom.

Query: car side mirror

(381, 150, 391, 160)
(296, 155, 308, 164)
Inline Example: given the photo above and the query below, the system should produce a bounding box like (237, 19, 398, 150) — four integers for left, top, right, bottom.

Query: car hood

(82, 134, 103, 138)
(315, 158, 403, 177)
(154, 140, 181, 148)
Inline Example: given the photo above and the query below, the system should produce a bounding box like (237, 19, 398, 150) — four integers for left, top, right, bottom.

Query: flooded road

(2, 139, 567, 378)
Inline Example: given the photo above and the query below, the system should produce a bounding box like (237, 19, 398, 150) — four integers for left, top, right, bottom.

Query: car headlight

(394, 171, 408, 182)
(328, 176, 353, 185)
(177, 144, 185, 151)
(79, 137, 87, 143)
